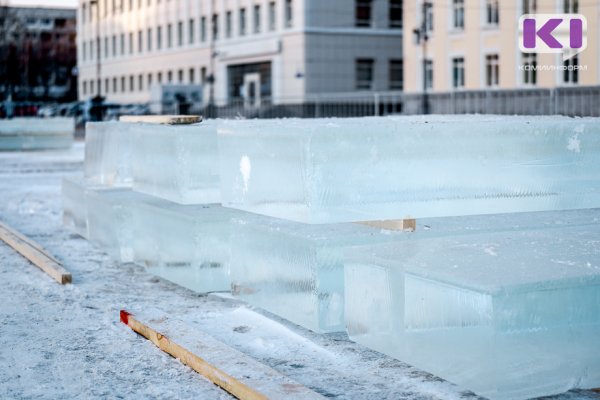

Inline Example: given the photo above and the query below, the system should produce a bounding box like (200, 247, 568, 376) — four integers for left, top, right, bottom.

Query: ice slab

(130, 121, 220, 204)
(132, 201, 245, 293)
(85, 188, 156, 262)
(0, 117, 73, 150)
(229, 216, 408, 333)
(84, 122, 133, 186)
(61, 177, 107, 238)
(218, 116, 600, 223)
(344, 212, 600, 400)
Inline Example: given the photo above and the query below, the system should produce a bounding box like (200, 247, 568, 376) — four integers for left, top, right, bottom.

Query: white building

(76, 0, 403, 108)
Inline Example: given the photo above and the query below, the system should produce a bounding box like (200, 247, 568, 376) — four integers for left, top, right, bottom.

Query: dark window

(389, 0, 402, 28)
(389, 59, 403, 90)
(356, 58, 374, 90)
(356, 0, 372, 27)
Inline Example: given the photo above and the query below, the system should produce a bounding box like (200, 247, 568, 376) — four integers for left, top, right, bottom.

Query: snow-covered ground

(0, 143, 598, 400)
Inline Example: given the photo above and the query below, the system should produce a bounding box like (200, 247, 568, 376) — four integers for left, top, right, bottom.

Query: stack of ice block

(216, 116, 600, 397)
(63, 118, 239, 291)
(0, 117, 74, 151)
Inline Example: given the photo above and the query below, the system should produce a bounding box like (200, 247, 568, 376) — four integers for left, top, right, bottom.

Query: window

(486, 0, 499, 25)
(254, 5, 261, 33)
(452, 57, 465, 88)
(268, 1, 276, 31)
(167, 24, 172, 47)
(285, 0, 293, 28)
(425, 2, 433, 32)
(120, 34, 124, 55)
(147, 28, 152, 51)
(523, 0, 537, 14)
(522, 53, 537, 85)
(90, 40, 94, 59)
(355, 0, 372, 27)
(486, 54, 499, 86)
(389, 60, 403, 90)
(81, 3, 87, 24)
(157, 26, 162, 49)
(82, 42, 87, 61)
(563, 0, 578, 13)
(129, 75, 134, 91)
(104, 37, 109, 57)
(424, 59, 433, 89)
(113, 77, 117, 92)
(226, 11, 232, 38)
(189, 19, 195, 44)
(453, 0, 464, 29)
(138, 74, 143, 91)
(138, 30, 142, 52)
(83, 81, 87, 95)
(201, 66, 207, 82)
(167, 70, 173, 82)
(128, 32, 133, 54)
(239, 8, 246, 35)
(90, 80, 94, 95)
(178, 69, 183, 83)
(121, 76, 125, 92)
(189, 68, 195, 83)
(157, 72, 162, 84)
(201, 17, 206, 42)
(105, 78, 109, 93)
(147, 73, 153, 88)
(563, 55, 579, 84)
(112, 35, 116, 56)
(389, 0, 402, 28)
(178, 21, 183, 46)
(212, 14, 219, 40)
(356, 58, 374, 90)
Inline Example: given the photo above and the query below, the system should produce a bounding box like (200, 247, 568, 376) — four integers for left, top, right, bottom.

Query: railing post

(374, 92, 380, 116)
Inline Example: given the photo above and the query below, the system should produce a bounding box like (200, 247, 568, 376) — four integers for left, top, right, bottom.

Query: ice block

(0, 117, 73, 150)
(84, 121, 133, 186)
(344, 213, 600, 400)
(130, 121, 220, 204)
(218, 116, 600, 223)
(85, 187, 157, 262)
(61, 177, 106, 238)
(229, 216, 408, 333)
(132, 201, 244, 293)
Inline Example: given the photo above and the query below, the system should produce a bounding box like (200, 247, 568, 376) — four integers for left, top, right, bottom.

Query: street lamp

(413, 1, 432, 115)
(89, 0, 104, 121)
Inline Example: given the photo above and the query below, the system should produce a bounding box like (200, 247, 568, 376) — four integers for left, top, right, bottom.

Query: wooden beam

(120, 310, 324, 400)
(0, 221, 71, 284)
(356, 218, 416, 232)
(119, 115, 202, 125)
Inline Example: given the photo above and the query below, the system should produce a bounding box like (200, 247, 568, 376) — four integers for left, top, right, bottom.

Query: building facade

(0, 6, 77, 102)
(403, 0, 600, 94)
(77, 0, 403, 107)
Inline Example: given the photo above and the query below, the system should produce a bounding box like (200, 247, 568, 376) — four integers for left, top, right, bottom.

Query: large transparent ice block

(218, 116, 600, 223)
(344, 214, 600, 400)
(0, 117, 73, 150)
(229, 217, 407, 333)
(61, 177, 107, 238)
(84, 122, 133, 186)
(85, 188, 155, 262)
(132, 201, 243, 293)
(130, 121, 220, 204)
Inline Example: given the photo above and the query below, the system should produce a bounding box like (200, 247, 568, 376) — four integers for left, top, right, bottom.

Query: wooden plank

(120, 309, 324, 400)
(0, 221, 72, 284)
(119, 115, 202, 125)
(356, 218, 416, 232)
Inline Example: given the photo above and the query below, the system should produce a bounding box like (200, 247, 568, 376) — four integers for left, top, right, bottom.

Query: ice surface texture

(229, 216, 408, 333)
(0, 118, 73, 150)
(130, 121, 220, 204)
(84, 122, 133, 186)
(132, 201, 244, 293)
(61, 177, 108, 238)
(344, 211, 600, 400)
(218, 116, 600, 223)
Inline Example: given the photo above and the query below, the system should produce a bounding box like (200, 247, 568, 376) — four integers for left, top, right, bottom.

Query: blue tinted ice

(218, 116, 600, 223)
(0, 118, 73, 150)
(344, 211, 600, 400)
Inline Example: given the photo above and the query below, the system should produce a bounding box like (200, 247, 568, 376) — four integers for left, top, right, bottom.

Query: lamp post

(89, 0, 104, 121)
(413, 1, 432, 115)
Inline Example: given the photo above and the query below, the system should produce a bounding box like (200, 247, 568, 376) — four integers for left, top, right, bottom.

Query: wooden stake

(120, 310, 324, 400)
(119, 115, 202, 125)
(0, 221, 71, 284)
(357, 218, 416, 232)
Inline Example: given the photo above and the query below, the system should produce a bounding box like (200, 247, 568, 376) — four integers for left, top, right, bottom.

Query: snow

(0, 142, 598, 399)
